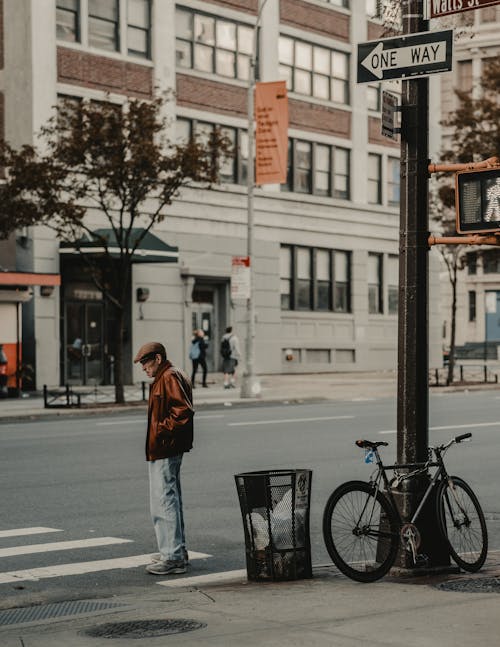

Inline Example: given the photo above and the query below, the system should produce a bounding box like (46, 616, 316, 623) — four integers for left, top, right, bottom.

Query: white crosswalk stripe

(0, 527, 211, 584)
(0, 527, 63, 539)
(0, 536, 132, 558)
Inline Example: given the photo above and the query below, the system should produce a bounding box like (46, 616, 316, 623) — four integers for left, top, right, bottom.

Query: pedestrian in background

(221, 326, 241, 389)
(189, 329, 208, 388)
(134, 341, 194, 576)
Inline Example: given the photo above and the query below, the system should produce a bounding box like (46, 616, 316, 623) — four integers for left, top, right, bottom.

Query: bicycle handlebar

(455, 432, 472, 443)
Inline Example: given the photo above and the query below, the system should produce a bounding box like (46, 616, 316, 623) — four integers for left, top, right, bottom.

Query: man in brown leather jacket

(134, 341, 194, 575)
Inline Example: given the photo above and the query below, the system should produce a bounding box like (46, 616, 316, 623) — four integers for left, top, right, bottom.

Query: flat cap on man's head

(133, 341, 166, 364)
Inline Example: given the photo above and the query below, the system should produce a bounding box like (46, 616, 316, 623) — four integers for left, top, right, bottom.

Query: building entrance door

(191, 289, 216, 372)
(65, 302, 104, 384)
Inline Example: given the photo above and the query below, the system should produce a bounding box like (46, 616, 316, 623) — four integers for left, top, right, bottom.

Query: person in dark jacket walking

(189, 329, 208, 388)
(134, 341, 194, 576)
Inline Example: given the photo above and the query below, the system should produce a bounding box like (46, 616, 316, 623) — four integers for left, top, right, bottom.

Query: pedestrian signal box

(456, 167, 500, 233)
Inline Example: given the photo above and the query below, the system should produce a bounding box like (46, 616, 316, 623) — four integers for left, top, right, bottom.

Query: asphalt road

(0, 390, 499, 609)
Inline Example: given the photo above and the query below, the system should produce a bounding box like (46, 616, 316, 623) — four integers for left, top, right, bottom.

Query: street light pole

(240, 0, 268, 399)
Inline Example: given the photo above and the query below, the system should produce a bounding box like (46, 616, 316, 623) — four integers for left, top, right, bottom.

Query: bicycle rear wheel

(322, 480, 399, 582)
(436, 476, 488, 572)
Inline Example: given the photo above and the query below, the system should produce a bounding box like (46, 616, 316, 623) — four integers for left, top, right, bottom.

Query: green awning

(59, 228, 179, 264)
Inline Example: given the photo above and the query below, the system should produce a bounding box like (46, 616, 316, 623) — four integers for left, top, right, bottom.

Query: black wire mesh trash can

(234, 469, 313, 581)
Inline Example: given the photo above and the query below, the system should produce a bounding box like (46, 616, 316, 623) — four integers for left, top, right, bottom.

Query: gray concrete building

(0, 0, 441, 391)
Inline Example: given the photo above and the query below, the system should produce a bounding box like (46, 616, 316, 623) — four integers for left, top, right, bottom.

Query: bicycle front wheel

(436, 476, 488, 572)
(322, 480, 399, 583)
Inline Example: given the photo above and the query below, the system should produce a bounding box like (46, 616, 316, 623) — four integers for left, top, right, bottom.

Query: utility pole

(396, 0, 450, 568)
(240, 0, 269, 399)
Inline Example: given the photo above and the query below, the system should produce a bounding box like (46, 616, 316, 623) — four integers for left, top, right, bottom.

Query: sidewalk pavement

(1, 555, 499, 646)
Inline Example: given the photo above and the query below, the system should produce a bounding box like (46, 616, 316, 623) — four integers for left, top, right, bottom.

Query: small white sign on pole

(231, 256, 250, 300)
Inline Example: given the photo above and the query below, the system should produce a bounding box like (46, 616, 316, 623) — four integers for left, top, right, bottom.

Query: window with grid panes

(314, 145, 331, 197)
(366, 0, 382, 18)
(368, 153, 382, 204)
(127, 0, 151, 58)
(89, 0, 119, 51)
(175, 8, 253, 81)
(279, 36, 349, 104)
(176, 118, 247, 185)
(57, 0, 80, 42)
(368, 253, 383, 314)
(387, 254, 398, 314)
(457, 60, 472, 94)
(295, 141, 312, 193)
(280, 245, 351, 312)
(388, 157, 400, 206)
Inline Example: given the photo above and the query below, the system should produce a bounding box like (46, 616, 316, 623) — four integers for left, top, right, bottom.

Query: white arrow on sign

(361, 40, 447, 80)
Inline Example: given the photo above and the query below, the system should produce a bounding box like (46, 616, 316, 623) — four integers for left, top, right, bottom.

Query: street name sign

(357, 29, 453, 83)
(429, 0, 500, 19)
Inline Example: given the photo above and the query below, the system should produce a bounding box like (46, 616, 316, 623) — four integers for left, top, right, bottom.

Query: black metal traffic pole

(396, 0, 450, 569)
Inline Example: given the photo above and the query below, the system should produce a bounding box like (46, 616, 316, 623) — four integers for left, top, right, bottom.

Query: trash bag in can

(234, 469, 312, 581)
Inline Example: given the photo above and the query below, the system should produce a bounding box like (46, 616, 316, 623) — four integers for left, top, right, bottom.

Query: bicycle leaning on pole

(322, 432, 488, 582)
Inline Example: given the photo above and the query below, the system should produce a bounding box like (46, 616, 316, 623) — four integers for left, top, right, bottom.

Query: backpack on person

(189, 340, 201, 360)
(220, 336, 232, 359)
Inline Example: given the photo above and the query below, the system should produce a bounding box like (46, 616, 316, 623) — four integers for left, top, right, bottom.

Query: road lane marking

(379, 421, 500, 435)
(0, 550, 211, 584)
(157, 569, 247, 588)
(0, 528, 63, 539)
(227, 415, 354, 427)
(0, 537, 132, 558)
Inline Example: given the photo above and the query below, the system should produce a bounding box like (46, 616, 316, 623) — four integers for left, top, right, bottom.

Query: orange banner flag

(255, 81, 288, 185)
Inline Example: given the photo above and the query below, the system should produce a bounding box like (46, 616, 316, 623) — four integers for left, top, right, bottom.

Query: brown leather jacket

(146, 361, 194, 461)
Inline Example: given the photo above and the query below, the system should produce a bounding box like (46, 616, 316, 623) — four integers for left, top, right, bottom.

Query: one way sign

(357, 29, 453, 83)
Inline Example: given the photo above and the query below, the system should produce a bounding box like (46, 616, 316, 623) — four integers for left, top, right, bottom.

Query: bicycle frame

(367, 447, 449, 528)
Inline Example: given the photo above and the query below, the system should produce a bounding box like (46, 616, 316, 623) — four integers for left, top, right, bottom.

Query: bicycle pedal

(415, 553, 429, 568)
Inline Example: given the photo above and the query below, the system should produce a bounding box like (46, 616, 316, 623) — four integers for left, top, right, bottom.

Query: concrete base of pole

(240, 373, 262, 399)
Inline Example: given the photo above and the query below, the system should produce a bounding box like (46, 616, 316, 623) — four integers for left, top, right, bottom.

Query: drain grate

(83, 619, 207, 639)
(0, 600, 127, 627)
(436, 577, 500, 594)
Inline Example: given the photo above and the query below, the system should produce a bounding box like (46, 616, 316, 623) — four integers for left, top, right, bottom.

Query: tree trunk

(447, 276, 457, 386)
(114, 306, 125, 404)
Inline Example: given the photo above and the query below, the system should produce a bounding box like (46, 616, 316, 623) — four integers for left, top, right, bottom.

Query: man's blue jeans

(148, 454, 186, 562)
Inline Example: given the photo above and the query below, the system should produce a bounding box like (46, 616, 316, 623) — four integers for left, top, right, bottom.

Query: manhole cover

(83, 619, 207, 639)
(436, 577, 500, 594)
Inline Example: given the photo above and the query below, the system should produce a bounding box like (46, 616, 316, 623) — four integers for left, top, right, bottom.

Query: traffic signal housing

(456, 166, 500, 234)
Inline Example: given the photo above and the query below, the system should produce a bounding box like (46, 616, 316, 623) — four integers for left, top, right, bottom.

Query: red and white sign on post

(429, 0, 500, 19)
(231, 256, 251, 300)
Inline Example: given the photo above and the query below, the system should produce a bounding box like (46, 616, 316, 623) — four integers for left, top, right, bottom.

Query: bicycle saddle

(355, 440, 389, 449)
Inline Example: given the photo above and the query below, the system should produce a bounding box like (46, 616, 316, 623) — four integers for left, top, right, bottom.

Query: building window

(457, 60, 472, 94)
(483, 250, 500, 274)
(175, 8, 253, 81)
(57, 0, 80, 42)
(368, 153, 382, 205)
(282, 139, 350, 198)
(280, 245, 351, 312)
(367, 83, 381, 111)
(88, 0, 119, 52)
(469, 291, 476, 322)
(127, 0, 151, 58)
(467, 252, 477, 275)
(280, 246, 293, 310)
(387, 254, 398, 315)
(366, 0, 382, 18)
(176, 117, 247, 186)
(388, 157, 400, 206)
(279, 36, 349, 104)
(368, 252, 383, 314)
